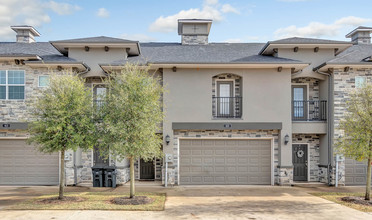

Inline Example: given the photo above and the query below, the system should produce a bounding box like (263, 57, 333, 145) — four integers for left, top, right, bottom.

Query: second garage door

(345, 158, 371, 186)
(180, 139, 271, 185)
(0, 139, 59, 185)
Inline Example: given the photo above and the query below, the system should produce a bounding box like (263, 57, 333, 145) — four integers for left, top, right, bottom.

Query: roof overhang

(50, 42, 141, 56)
(100, 62, 309, 72)
(0, 54, 41, 60)
(313, 62, 372, 71)
(260, 43, 352, 55)
(24, 61, 88, 71)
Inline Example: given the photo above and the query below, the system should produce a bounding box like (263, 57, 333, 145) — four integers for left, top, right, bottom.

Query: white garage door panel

(0, 139, 59, 185)
(180, 139, 271, 185)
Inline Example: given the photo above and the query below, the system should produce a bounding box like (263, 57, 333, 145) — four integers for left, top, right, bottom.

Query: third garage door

(180, 139, 271, 185)
(0, 139, 59, 185)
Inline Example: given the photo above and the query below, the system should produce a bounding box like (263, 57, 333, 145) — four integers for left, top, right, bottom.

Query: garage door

(345, 158, 371, 186)
(0, 139, 59, 185)
(180, 139, 271, 185)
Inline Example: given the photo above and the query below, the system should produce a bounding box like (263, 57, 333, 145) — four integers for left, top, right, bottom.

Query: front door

(140, 159, 155, 180)
(293, 144, 308, 181)
(217, 81, 233, 117)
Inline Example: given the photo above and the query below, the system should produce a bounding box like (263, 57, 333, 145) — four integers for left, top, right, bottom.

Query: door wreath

(297, 150, 304, 158)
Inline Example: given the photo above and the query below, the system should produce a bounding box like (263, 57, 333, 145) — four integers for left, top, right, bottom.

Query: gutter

(314, 68, 334, 186)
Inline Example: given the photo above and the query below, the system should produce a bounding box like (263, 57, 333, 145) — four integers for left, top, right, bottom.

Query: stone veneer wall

(182, 35, 208, 45)
(169, 129, 282, 185)
(333, 68, 371, 186)
(292, 134, 320, 182)
(0, 61, 71, 122)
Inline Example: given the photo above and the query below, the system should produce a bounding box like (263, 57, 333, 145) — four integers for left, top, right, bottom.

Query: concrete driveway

(0, 184, 371, 220)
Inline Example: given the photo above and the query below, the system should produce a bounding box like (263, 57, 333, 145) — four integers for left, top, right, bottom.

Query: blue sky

(1, 0, 372, 43)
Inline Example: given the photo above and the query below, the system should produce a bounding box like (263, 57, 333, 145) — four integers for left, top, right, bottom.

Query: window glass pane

(293, 88, 304, 101)
(8, 86, 24, 99)
(0, 71, 5, 84)
(39, 76, 50, 87)
(0, 86, 5, 99)
(8, 70, 25, 84)
(355, 76, 366, 88)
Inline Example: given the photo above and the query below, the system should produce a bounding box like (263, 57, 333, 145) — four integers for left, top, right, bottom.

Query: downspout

(315, 68, 334, 186)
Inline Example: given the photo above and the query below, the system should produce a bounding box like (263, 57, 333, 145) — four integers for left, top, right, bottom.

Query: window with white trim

(355, 76, 367, 88)
(0, 70, 25, 100)
(38, 75, 50, 87)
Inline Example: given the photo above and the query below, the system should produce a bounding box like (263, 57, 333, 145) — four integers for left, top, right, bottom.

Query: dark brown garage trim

(0, 122, 28, 130)
(172, 122, 282, 130)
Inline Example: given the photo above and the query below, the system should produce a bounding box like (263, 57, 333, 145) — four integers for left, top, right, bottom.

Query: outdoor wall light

(294, 47, 299, 52)
(344, 66, 350, 72)
(172, 66, 177, 72)
(277, 67, 282, 72)
(104, 46, 109, 52)
(165, 135, 170, 145)
(85, 46, 90, 52)
(314, 47, 319, 53)
(284, 134, 290, 145)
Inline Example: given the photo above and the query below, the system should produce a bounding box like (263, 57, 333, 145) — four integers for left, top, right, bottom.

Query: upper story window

(38, 75, 50, 87)
(355, 76, 367, 88)
(0, 70, 25, 100)
(212, 73, 242, 119)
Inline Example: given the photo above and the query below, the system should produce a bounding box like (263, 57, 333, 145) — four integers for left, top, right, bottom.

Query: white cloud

(221, 4, 240, 14)
(149, 0, 239, 33)
(44, 1, 80, 15)
(274, 16, 372, 39)
(121, 33, 156, 42)
(0, 0, 81, 40)
(97, 8, 110, 18)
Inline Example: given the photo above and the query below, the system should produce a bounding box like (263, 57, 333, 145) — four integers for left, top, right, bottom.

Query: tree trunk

(130, 157, 135, 198)
(365, 157, 371, 200)
(59, 150, 65, 200)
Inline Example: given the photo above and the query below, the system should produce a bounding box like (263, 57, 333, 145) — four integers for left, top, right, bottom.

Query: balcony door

(217, 81, 233, 117)
(93, 84, 107, 108)
(292, 85, 307, 120)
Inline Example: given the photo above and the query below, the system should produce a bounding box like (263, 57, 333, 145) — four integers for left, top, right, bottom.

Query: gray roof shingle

(105, 42, 306, 65)
(327, 44, 372, 64)
(51, 36, 138, 44)
(267, 37, 351, 45)
(0, 42, 79, 63)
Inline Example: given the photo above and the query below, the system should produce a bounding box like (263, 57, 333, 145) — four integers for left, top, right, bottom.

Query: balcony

(292, 100, 327, 121)
(212, 97, 242, 119)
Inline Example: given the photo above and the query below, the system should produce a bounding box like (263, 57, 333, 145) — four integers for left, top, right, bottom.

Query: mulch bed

(111, 196, 154, 205)
(341, 196, 372, 206)
(36, 196, 85, 204)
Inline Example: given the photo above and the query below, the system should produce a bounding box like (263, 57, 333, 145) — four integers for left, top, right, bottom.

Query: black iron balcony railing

(212, 97, 242, 118)
(292, 100, 327, 121)
(93, 100, 105, 109)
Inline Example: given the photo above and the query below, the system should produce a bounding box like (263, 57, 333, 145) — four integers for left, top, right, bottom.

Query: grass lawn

(310, 192, 372, 213)
(7, 192, 166, 211)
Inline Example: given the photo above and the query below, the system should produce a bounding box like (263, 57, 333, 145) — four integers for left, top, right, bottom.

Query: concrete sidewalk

(0, 185, 371, 220)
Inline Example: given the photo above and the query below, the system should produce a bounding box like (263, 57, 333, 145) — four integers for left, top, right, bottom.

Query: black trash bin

(103, 166, 117, 188)
(92, 168, 103, 187)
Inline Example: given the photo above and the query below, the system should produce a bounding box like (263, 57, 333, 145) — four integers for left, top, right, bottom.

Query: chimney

(178, 19, 212, 45)
(345, 26, 372, 44)
(11, 25, 40, 43)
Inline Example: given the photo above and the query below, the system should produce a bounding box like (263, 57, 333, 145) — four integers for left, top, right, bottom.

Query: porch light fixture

(104, 46, 109, 52)
(314, 47, 319, 53)
(277, 67, 282, 72)
(284, 134, 290, 145)
(165, 135, 170, 145)
(172, 66, 177, 72)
